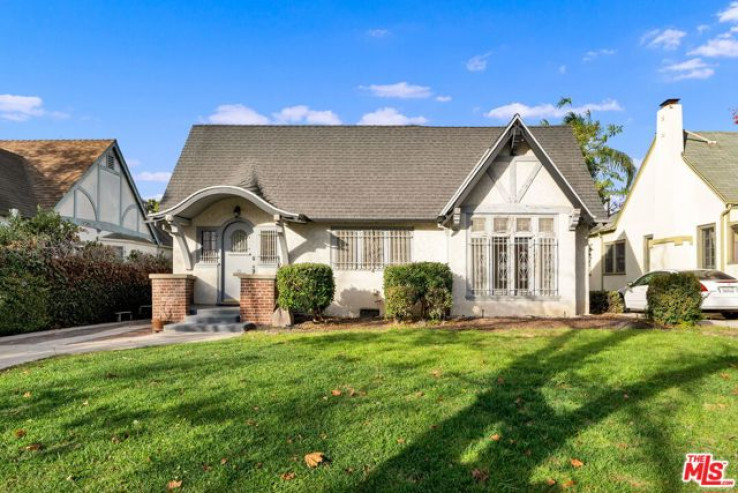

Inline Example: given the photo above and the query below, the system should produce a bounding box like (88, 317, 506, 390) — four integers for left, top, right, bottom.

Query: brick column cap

(149, 273, 197, 280)
(234, 273, 277, 280)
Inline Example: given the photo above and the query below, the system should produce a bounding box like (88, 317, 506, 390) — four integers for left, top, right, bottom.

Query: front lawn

(1, 327, 737, 492)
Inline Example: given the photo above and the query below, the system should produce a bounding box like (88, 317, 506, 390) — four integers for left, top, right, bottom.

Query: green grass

(1, 327, 737, 492)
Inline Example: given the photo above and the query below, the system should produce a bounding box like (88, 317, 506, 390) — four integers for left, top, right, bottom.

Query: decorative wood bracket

(569, 208, 581, 231)
(452, 207, 462, 231)
(165, 215, 193, 271)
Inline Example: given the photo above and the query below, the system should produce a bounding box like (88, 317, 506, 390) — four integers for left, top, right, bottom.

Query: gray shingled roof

(684, 131, 738, 203)
(0, 148, 38, 217)
(161, 125, 605, 221)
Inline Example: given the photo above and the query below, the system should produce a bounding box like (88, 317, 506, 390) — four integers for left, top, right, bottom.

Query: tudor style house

(149, 116, 606, 325)
(0, 139, 170, 257)
(590, 99, 738, 291)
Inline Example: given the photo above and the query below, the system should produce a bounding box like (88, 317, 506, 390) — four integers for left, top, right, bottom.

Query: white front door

(221, 221, 254, 304)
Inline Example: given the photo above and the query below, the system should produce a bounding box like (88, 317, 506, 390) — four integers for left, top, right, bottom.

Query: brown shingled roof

(161, 125, 605, 221)
(0, 139, 114, 209)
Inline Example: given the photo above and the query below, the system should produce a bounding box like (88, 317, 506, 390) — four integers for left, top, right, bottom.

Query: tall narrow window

(470, 237, 489, 294)
(260, 230, 279, 264)
(731, 227, 738, 264)
(200, 230, 218, 263)
(700, 225, 716, 269)
(603, 241, 626, 275)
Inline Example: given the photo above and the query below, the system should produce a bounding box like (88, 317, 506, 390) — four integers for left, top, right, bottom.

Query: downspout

(599, 233, 604, 291)
(721, 204, 735, 271)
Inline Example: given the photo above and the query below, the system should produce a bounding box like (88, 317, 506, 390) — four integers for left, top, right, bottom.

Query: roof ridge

(0, 138, 115, 142)
(189, 124, 571, 129)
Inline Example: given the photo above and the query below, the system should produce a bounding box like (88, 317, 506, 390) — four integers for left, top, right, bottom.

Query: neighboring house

(149, 116, 606, 321)
(590, 99, 738, 291)
(0, 139, 171, 257)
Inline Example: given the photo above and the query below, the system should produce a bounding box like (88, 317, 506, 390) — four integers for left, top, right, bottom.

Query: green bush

(589, 291, 624, 314)
(277, 263, 335, 319)
(646, 273, 703, 327)
(0, 268, 50, 336)
(384, 262, 453, 321)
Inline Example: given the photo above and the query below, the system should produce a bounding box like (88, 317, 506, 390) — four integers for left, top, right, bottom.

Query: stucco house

(0, 139, 170, 257)
(149, 115, 606, 325)
(590, 99, 738, 291)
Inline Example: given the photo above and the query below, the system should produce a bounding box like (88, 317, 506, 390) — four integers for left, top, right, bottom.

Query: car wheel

(722, 312, 738, 320)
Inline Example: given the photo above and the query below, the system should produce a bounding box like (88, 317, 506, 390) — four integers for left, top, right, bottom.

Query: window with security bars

(200, 230, 218, 263)
(332, 229, 412, 270)
(260, 230, 279, 264)
(468, 216, 558, 297)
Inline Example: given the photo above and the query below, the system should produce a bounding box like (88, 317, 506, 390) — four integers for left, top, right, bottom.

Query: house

(148, 116, 606, 325)
(589, 99, 738, 291)
(0, 139, 170, 257)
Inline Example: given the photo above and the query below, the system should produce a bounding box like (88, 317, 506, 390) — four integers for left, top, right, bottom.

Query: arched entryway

(220, 220, 254, 304)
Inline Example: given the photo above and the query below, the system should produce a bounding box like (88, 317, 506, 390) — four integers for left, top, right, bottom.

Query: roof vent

(659, 98, 680, 108)
(510, 125, 524, 156)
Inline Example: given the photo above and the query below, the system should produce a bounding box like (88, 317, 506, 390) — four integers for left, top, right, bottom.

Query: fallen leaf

(490, 434, 501, 442)
(415, 391, 425, 398)
(253, 406, 260, 411)
(345, 467, 355, 474)
(515, 397, 523, 405)
(220, 458, 228, 465)
(255, 462, 263, 469)
(14, 429, 26, 438)
(82, 400, 89, 406)
(331, 389, 342, 396)
(524, 449, 532, 457)
(471, 468, 489, 483)
(305, 451, 325, 468)
(623, 393, 629, 400)
(348, 388, 356, 397)
(431, 369, 442, 378)
(570, 458, 584, 468)
(281, 472, 296, 481)
(166, 480, 182, 490)
(25, 443, 43, 451)
(202, 463, 212, 471)
(397, 438, 406, 444)
(720, 373, 731, 380)
(563, 479, 576, 488)
(497, 376, 505, 385)
(617, 442, 629, 449)
(545, 478, 557, 486)
(430, 424, 438, 430)
(23, 392, 31, 398)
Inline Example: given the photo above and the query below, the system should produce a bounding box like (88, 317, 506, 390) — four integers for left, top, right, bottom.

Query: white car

(619, 269, 738, 319)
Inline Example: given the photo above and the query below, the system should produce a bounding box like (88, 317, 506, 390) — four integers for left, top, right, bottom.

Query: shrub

(589, 291, 624, 314)
(277, 263, 335, 319)
(646, 273, 703, 327)
(0, 268, 50, 336)
(384, 262, 453, 321)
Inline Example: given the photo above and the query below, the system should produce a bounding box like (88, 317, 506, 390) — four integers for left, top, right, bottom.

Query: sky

(1, 0, 737, 201)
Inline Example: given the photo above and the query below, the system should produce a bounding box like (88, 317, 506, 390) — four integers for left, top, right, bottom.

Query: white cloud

(558, 64, 567, 74)
(272, 105, 341, 125)
(135, 171, 172, 182)
(360, 82, 432, 99)
(660, 58, 716, 80)
(126, 158, 142, 168)
(0, 94, 68, 121)
(208, 104, 341, 125)
(484, 99, 623, 120)
(582, 48, 616, 62)
(466, 53, 491, 72)
(641, 28, 687, 50)
(207, 104, 270, 124)
(718, 1, 738, 22)
(357, 107, 428, 125)
(435, 95, 452, 102)
(367, 28, 389, 38)
(697, 24, 711, 34)
(689, 36, 738, 57)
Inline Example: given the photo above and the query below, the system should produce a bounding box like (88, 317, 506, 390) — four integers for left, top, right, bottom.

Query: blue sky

(1, 0, 737, 200)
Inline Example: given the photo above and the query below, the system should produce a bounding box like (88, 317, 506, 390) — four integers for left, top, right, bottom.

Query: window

(469, 215, 558, 297)
(200, 230, 218, 263)
(106, 154, 115, 170)
(260, 230, 279, 264)
(603, 240, 626, 275)
(332, 229, 412, 270)
(731, 226, 738, 264)
(230, 230, 248, 253)
(699, 225, 716, 269)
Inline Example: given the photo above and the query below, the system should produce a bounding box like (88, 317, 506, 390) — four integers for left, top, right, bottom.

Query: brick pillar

(150, 274, 196, 323)
(237, 274, 277, 326)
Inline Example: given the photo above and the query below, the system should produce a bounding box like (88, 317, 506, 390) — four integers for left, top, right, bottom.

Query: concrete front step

(164, 322, 253, 333)
(165, 306, 254, 333)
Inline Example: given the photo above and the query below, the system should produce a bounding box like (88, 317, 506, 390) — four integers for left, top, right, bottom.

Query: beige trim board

(650, 236, 693, 247)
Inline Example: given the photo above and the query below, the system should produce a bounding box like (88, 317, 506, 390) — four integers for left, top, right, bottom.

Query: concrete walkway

(0, 322, 241, 370)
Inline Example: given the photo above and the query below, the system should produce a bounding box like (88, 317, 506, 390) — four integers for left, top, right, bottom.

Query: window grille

(468, 215, 558, 297)
(200, 230, 218, 263)
(332, 229, 412, 270)
(231, 230, 248, 253)
(260, 230, 279, 264)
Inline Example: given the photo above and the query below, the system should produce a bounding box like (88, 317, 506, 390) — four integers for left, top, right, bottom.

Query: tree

(542, 97, 636, 213)
(144, 198, 160, 214)
(733, 108, 737, 125)
(0, 207, 79, 254)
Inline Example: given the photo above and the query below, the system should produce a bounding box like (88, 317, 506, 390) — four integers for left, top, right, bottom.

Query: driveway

(0, 322, 241, 370)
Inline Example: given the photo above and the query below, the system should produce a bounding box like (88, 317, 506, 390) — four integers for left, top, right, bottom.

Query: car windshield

(685, 270, 736, 281)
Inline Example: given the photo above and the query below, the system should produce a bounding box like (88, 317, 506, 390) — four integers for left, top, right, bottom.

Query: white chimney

(656, 98, 684, 157)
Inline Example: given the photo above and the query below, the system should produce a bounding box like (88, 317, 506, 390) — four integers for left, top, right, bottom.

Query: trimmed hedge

(277, 263, 335, 319)
(589, 291, 624, 315)
(384, 262, 453, 321)
(647, 272, 703, 327)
